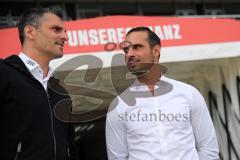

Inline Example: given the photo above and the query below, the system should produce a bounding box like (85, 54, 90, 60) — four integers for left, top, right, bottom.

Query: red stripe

(1, 16, 240, 58)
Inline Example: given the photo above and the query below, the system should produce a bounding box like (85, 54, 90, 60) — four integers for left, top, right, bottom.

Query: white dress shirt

(106, 76, 219, 160)
(19, 53, 53, 90)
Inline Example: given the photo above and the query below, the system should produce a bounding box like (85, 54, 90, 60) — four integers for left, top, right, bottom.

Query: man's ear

(153, 45, 161, 62)
(24, 25, 36, 41)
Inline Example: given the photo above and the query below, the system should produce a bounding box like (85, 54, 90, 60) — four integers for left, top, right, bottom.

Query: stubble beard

(128, 60, 154, 77)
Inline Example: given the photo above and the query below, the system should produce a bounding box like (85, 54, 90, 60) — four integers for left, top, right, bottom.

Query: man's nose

(62, 31, 69, 42)
(126, 47, 136, 58)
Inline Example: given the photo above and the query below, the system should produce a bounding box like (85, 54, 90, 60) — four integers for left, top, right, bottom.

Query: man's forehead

(126, 31, 148, 42)
(41, 13, 64, 25)
(126, 31, 148, 37)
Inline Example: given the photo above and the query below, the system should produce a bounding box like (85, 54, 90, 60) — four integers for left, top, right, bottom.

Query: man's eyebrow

(50, 25, 64, 29)
(132, 43, 143, 46)
(121, 43, 144, 49)
(120, 41, 131, 49)
(131, 43, 144, 47)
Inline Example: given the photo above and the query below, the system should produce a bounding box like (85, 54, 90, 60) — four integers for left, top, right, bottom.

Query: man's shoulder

(162, 76, 200, 99)
(0, 56, 18, 72)
(0, 58, 5, 65)
(0, 55, 21, 67)
(108, 94, 128, 113)
(0, 58, 3, 64)
(0, 58, 9, 72)
(164, 76, 204, 98)
(162, 76, 193, 90)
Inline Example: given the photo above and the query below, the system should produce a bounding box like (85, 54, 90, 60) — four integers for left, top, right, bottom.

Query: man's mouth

(56, 42, 64, 48)
(127, 59, 139, 68)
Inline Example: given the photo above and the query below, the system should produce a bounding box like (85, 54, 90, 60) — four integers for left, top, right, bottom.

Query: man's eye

(52, 27, 62, 32)
(132, 44, 141, 49)
(123, 47, 129, 54)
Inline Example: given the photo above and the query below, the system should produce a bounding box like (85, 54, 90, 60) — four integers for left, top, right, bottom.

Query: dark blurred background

(1, 0, 240, 29)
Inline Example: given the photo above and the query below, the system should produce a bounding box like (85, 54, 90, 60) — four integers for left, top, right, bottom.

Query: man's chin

(128, 68, 148, 77)
(53, 52, 63, 59)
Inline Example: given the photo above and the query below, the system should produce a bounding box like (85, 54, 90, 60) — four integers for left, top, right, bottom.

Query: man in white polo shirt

(106, 26, 219, 160)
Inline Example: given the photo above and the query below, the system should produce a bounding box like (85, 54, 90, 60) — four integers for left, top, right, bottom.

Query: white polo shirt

(19, 53, 53, 90)
(106, 76, 219, 160)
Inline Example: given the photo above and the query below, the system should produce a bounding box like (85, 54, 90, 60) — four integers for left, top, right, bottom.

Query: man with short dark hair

(106, 26, 219, 160)
(0, 7, 79, 160)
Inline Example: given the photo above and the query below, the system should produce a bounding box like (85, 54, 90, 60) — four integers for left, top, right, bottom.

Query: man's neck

(137, 64, 161, 95)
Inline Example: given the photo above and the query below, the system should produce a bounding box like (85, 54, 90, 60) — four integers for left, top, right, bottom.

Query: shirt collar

(131, 73, 168, 91)
(19, 52, 39, 71)
(18, 52, 54, 79)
